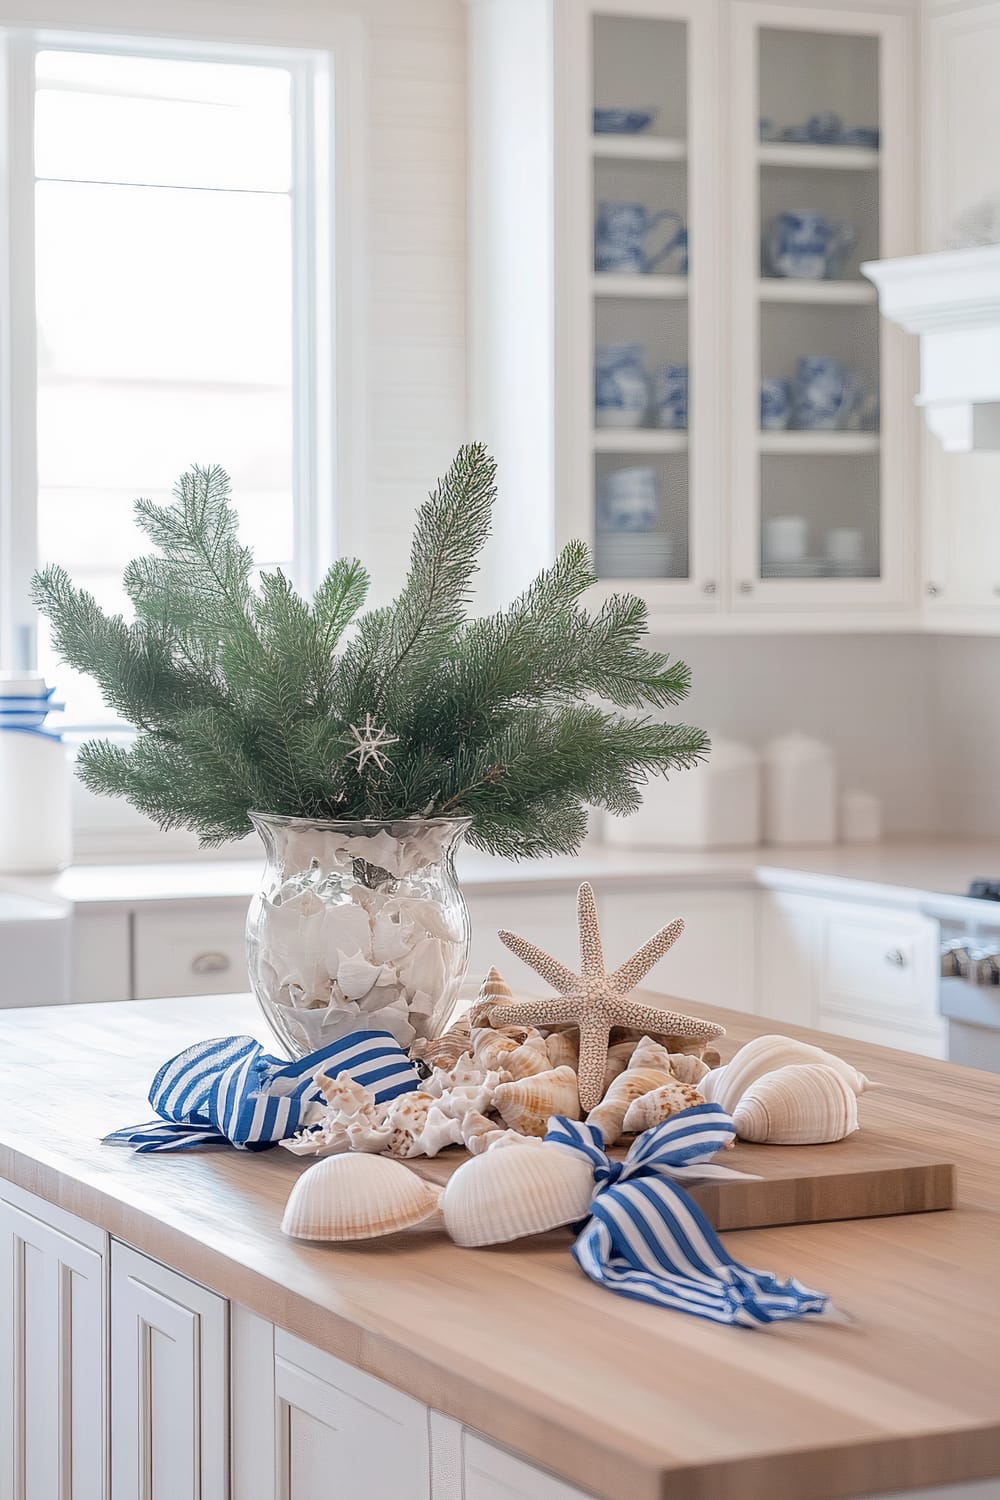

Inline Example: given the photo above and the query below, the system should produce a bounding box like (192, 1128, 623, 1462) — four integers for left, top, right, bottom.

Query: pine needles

(32, 444, 708, 852)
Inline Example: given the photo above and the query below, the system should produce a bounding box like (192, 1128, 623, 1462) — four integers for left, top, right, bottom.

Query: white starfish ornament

(346, 714, 399, 773)
(489, 882, 725, 1110)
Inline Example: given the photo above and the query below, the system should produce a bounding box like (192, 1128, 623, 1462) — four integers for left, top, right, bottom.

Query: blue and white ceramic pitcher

(595, 202, 687, 275)
(595, 343, 649, 427)
(764, 212, 856, 280)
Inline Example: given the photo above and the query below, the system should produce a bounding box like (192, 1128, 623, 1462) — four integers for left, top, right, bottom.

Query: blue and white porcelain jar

(595, 343, 649, 428)
(793, 356, 861, 430)
(652, 364, 688, 430)
(0, 673, 71, 872)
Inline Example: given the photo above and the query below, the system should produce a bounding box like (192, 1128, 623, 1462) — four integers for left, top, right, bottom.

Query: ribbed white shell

(702, 1034, 870, 1114)
(732, 1063, 859, 1145)
(441, 1142, 594, 1247)
(281, 1153, 441, 1241)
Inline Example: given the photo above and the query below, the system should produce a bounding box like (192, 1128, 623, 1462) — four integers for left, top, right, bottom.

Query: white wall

(660, 634, 941, 836)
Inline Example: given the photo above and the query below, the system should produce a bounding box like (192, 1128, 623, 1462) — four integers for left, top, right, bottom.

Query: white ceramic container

(839, 790, 882, 843)
(604, 735, 761, 849)
(762, 733, 837, 847)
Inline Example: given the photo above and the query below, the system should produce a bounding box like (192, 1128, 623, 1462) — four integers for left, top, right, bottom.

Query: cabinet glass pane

(756, 28, 881, 582)
(591, 16, 689, 582)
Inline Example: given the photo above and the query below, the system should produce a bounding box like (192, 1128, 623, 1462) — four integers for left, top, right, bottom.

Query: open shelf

(758, 142, 879, 171)
(758, 278, 877, 305)
(591, 134, 687, 162)
(593, 429, 688, 453)
(758, 431, 880, 455)
(592, 274, 687, 299)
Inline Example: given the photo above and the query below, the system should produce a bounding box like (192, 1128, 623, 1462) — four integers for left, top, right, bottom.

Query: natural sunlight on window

(33, 49, 296, 730)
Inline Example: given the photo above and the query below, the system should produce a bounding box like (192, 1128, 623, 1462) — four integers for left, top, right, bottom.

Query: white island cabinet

(0, 1185, 598, 1500)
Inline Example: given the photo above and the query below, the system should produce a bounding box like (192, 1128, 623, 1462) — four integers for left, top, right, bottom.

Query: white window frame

(0, 4, 367, 861)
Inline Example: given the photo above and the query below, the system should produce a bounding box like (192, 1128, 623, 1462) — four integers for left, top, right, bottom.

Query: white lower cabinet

(0, 1184, 107, 1500)
(461, 1431, 597, 1500)
(110, 1243, 227, 1500)
(759, 890, 945, 1057)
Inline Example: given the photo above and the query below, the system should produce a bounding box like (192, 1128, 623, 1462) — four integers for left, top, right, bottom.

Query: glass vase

(246, 813, 473, 1059)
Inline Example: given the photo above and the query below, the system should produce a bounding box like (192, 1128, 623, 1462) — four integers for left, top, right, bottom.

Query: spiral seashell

(492, 1065, 580, 1137)
(441, 1139, 594, 1246)
(622, 1079, 706, 1135)
(666, 1053, 709, 1086)
(410, 1011, 473, 1069)
(281, 1154, 441, 1241)
(732, 1063, 859, 1145)
(471, 1027, 520, 1074)
(585, 1065, 673, 1146)
(705, 1034, 872, 1115)
(471, 966, 514, 1027)
(628, 1036, 675, 1072)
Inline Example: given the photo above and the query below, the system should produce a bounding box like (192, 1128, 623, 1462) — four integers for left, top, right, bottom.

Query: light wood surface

(0, 993, 998, 1500)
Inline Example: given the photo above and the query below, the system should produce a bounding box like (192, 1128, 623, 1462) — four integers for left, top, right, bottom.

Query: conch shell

(544, 1030, 579, 1069)
(281, 1154, 441, 1241)
(441, 1139, 594, 1246)
(410, 1011, 472, 1069)
(622, 1079, 706, 1134)
(504, 1030, 551, 1079)
(732, 1063, 859, 1145)
(492, 1065, 580, 1137)
(585, 1065, 672, 1147)
(602, 1038, 639, 1092)
(702, 1034, 872, 1114)
(471, 1026, 520, 1074)
(471, 966, 513, 1027)
(628, 1035, 675, 1072)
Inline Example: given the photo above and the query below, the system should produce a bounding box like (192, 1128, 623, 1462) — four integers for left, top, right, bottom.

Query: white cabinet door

(0, 1186, 106, 1500)
(232, 1309, 430, 1500)
(73, 910, 131, 1004)
(110, 1244, 227, 1500)
(132, 907, 249, 1000)
(463, 1432, 599, 1500)
(465, 894, 580, 994)
(599, 889, 756, 1012)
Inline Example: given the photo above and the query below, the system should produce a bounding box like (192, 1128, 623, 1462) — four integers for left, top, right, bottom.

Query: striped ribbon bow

(545, 1105, 836, 1328)
(104, 1031, 420, 1153)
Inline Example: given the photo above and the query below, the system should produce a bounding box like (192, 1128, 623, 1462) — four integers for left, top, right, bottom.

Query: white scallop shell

(732, 1063, 859, 1145)
(441, 1141, 594, 1246)
(704, 1034, 871, 1114)
(281, 1154, 441, 1240)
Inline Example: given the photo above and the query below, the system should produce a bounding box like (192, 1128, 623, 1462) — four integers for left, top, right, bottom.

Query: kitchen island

(1, 993, 998, 1500)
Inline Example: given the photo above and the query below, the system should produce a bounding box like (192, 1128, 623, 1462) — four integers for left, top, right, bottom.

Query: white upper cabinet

(468, 0, 920, 632)
(919, 1, 1000, 629)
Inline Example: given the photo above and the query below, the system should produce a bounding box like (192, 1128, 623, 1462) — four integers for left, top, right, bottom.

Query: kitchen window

(0, 30, 345, 739)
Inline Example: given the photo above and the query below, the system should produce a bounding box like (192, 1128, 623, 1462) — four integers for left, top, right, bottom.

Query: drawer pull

(191, 951, 231, 976)
(884, 948, 907, 967)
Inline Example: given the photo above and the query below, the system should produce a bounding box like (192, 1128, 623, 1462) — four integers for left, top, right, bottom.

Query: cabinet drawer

(133, 906, 249, 999)
(821, 910, 937, 1019)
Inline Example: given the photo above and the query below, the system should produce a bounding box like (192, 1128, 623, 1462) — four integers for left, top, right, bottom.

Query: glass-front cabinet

(729, 4, 915, 611)
(467, 0, 918, 628)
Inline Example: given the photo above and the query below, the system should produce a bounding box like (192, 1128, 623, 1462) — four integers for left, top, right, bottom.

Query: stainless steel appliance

(935, 881, 1000, 1072)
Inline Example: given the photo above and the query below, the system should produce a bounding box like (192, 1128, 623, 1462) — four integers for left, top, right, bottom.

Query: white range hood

(862, 245, 1000, 453)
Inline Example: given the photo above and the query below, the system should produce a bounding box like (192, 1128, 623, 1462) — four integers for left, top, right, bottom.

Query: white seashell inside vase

(732, 1062, 859, 1145)
(441, 1140, 595, 1246)
(281, 1153, 441, 1240)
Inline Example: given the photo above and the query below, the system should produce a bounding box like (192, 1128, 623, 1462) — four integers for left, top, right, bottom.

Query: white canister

(604, 735, 761, 850)
(762, 733, 837, 847)
(840, 790, 882, 844)
(0, 674, 72, 873)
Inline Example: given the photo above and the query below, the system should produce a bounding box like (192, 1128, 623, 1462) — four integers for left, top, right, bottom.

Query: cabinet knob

(191, 951, 231, 976)
(701, 580, 717, 595)
(884, 947, 907, 967)
(926, 582, 942, 597)
(738, 580, 754, 595)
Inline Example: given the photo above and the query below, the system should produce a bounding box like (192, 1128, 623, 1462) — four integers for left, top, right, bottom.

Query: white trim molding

(864, 245, 1000, 451)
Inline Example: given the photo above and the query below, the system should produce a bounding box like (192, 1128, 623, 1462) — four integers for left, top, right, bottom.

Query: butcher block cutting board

(406, 1128, 956, 1232)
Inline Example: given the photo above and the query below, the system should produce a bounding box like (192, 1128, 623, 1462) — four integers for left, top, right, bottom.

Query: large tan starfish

(489, 882, 725, 1110)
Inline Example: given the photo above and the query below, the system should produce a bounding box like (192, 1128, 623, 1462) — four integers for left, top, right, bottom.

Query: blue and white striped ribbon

(104, 1031, 420, 1153)
(545, 1105, 835, 1328)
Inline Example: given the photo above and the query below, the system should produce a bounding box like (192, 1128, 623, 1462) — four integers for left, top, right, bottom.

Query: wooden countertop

(0, 994, 998, 1500)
